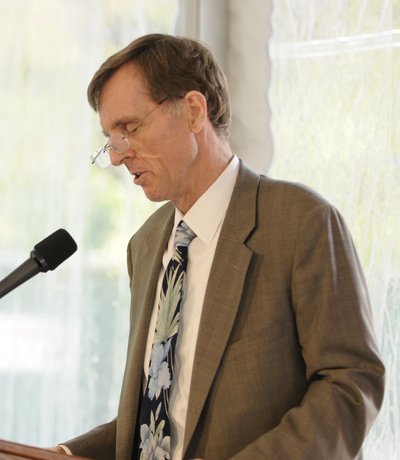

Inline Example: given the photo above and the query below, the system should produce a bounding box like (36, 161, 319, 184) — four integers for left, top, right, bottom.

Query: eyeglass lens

(90, 148, 111, 168)
(108, 134, 129, 153)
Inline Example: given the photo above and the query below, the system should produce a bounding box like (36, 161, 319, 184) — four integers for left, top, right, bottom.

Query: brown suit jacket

(66, 161, 384, 459)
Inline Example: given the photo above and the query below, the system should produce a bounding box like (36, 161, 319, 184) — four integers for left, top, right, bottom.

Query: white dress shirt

(143, 155, 239, 459)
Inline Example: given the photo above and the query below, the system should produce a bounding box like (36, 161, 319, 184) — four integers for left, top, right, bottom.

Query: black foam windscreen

(33, 228, 78, 271)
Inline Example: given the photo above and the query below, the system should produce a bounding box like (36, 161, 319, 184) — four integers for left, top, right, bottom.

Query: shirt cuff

(58, 444, 73, 456)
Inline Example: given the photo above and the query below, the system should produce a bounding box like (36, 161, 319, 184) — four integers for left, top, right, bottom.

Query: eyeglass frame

(90, 97, 168, 167)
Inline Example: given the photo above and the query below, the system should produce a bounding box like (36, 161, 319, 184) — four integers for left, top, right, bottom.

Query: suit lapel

(183, 162, 260, 454)
(130, 205, 175, 379)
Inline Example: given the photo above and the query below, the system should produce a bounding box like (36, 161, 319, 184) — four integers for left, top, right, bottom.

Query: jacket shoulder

(259, 175, 330, 210)
(253, 175, 344, 239)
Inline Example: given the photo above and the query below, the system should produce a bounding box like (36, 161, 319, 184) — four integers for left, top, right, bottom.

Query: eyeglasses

(90, 98, 167, 168)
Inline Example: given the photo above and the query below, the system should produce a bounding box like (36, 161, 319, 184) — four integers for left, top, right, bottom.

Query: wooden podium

(0, 440, 91, 460)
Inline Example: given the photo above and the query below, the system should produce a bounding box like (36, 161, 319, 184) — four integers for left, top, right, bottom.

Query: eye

(126, 122, 140, 134)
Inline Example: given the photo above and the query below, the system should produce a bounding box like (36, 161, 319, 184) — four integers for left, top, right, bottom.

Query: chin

(143, 189, 165, 203)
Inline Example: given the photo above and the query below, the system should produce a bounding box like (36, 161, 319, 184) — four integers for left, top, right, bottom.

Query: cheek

(143, 117, 196, 167)
(155, 134, 196, 166)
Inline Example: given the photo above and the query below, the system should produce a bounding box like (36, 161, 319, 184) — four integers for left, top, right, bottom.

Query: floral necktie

(138, 220, 196, 459)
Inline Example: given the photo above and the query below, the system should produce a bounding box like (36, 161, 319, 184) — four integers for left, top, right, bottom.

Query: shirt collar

(174, 155, 239, 246)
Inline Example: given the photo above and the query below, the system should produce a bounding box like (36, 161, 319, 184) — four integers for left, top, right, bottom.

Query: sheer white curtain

(0, 0, 177, 447)
(269, 1, 399, 458)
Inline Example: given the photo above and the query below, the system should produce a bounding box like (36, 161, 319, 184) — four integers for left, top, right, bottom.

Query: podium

(0, 440, 91, 460)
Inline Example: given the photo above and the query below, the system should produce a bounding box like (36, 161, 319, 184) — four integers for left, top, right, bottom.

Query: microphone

(0, 229, 77, 299)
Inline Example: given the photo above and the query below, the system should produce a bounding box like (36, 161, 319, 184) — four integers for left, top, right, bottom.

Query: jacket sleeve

(231, 204, 385, 459)
(62, 419, 116, 460)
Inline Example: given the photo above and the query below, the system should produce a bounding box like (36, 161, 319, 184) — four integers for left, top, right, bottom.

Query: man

(52, 33, 384, 459)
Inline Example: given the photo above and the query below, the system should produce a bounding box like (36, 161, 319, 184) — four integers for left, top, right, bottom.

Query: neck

(175, 138, 234, 214)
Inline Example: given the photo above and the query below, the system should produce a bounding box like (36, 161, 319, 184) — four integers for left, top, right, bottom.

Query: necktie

(138, 220, 196, 459)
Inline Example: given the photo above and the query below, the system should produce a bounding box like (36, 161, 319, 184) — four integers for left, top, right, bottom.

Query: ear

(184, 90, 207, 134)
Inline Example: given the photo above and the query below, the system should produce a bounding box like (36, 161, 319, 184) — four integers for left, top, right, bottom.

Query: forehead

(98, 63, 151, 130)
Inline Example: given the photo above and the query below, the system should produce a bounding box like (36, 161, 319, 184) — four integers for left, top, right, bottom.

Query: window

(0, 0, 178, 446)
(269, 1, 400, 458)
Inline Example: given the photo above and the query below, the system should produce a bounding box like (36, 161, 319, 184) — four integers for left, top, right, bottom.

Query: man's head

(89, 34, 234, 213)
(88, 33, 231, 139)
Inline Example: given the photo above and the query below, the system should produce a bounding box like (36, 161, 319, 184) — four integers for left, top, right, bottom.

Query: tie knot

(174, 220, 196, 248)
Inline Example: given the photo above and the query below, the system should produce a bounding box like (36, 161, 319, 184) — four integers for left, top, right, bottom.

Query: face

(98, 63, 206, 213)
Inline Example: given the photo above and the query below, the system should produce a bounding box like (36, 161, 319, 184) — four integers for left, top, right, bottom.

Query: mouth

(129, 168, 143, 179)
(132, 171, 146, 184)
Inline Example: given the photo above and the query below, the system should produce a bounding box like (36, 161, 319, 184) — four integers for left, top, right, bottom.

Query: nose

(109, 146, 136, 166)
